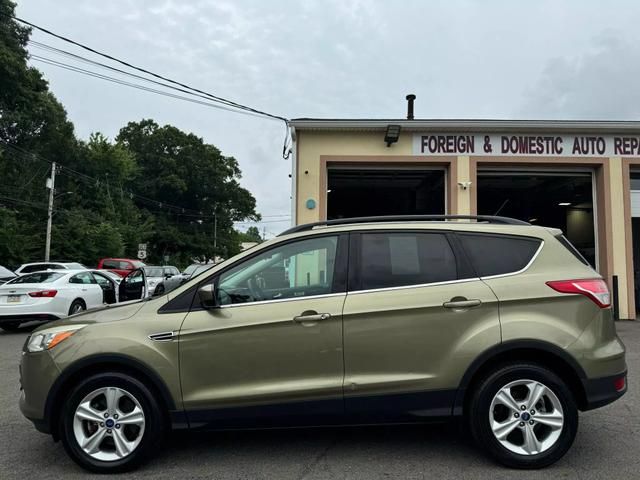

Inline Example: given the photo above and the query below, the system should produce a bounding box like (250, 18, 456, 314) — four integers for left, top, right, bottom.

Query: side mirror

(198, 284, 219, 309)
(165, 273, 173, 279)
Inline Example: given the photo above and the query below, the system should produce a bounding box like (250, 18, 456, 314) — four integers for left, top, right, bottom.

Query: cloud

(519, 30, 640, 119)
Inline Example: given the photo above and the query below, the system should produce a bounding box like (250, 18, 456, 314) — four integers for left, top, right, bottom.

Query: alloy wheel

(489, 379, 564, 455)
(72, 386, 146, 461)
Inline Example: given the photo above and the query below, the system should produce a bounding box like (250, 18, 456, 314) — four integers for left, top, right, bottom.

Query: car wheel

(68, 299, 86, 316)
(154, 285, 165, 296)
(469, 363, 578, 469)
(59, 372, 165, 473)
(0, 321, 21, 332)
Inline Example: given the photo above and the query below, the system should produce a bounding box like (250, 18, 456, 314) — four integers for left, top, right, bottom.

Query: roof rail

(279, 215, 529, 236)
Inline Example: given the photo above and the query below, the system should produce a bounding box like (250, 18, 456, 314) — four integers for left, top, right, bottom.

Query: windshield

(66, 262, 87, 269)
(8, 272, 64, 284)
(144, 267, 164, 277)
(132, 261, 146, 268)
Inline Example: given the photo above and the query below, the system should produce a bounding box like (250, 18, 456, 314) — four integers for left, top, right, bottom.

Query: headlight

(25, 325, 86, 353)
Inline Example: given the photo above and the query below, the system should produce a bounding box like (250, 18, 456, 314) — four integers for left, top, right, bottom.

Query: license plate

(7, 295, 21, 303)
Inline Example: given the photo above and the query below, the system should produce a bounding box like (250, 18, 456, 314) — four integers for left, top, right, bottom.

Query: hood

(34, 300, 147, 332)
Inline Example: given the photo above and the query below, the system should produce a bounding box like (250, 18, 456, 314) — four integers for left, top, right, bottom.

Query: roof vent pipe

(406, 94, 416, 120)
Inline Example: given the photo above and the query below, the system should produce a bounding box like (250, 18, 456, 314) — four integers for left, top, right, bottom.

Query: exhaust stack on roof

(406, 94, 416, 120)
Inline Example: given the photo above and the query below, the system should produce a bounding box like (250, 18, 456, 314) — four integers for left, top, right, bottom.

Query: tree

(116, 119, 260, 264)
(238, 226, 263, 243)
(0, 0, 77, 266)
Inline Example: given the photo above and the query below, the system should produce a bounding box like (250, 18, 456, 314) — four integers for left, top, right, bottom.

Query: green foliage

(238, 226, 263, 243)
(0, 3, 261, 269)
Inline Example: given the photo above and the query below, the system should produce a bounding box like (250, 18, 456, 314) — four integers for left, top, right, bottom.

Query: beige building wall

(294, 129, 635, 320)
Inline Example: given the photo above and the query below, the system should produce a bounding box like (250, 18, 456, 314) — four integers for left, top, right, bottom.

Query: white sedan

(0, 270, 107, 332)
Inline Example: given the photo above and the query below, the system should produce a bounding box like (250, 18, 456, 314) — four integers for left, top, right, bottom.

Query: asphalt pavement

(0, 321, 638, 479)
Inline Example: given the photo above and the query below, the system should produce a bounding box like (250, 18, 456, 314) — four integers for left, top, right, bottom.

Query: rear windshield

(9, 272, 64, 284)
(458, 233, 542, 277)
(555, 234, 590, 266)
(144, 267, 164, 277)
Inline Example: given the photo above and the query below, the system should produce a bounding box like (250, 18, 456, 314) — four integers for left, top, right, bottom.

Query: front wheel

(469, 363, 578, 469)
(59, 373, 165, 473)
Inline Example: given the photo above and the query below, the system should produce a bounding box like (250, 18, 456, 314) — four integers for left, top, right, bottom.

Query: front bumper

(19, 350, 60, 431)
(581, 371, 628, 410)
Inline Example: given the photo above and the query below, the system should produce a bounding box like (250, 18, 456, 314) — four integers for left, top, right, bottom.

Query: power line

(30, 54, 272, 120)
(11, 15, 293, 159)
(28, 41, 273, 120)
(13, 16, 287, 122)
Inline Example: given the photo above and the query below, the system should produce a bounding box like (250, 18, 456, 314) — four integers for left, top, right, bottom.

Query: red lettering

(614, 137, 623, 155)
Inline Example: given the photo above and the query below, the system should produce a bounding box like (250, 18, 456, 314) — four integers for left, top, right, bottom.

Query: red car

(96, 258, 146, 277)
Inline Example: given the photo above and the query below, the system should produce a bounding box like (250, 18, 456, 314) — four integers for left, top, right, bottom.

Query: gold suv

(19, 215, 627, 472)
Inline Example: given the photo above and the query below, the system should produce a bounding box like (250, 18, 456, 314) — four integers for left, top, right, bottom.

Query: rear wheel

(68, 299, 86, 316)
(59, 372, 165, 473)
(0, 321, 21, 332)
(469, 363, 578, 469)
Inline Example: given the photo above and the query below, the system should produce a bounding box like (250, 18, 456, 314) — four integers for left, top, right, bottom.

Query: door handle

(293, 312, 331, 323)
(443, 298, 482, 309)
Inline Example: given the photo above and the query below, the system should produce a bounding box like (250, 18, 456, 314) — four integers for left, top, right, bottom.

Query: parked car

(143, 265, 182, 296)
(1, 269, 135, 331)
(0, 266, 17, 285)
(14, 261, 87, 275)
(180, 263, 215, 283)
(19, 215, 627, 472)
(97, 258, 145, 277)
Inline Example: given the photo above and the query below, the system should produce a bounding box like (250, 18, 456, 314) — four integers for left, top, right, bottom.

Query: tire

(469, 363, 578, 469)
(59, 372, 166, 473)
(0, 321, 21, 332)
(68, 299, 86, 316)
(154, 285, 165, 296)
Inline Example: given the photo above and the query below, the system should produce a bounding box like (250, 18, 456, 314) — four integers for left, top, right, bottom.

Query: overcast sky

(15, 0, 640, 237)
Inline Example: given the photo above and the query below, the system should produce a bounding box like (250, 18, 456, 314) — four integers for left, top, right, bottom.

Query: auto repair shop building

(289, 104, 640, 320)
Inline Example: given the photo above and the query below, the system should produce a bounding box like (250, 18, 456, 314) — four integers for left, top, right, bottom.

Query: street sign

(137, 250, 147, 260)
(138, 243, 147, 251)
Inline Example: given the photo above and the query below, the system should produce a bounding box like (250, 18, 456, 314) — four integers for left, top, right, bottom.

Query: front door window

(217, 236, 338, 305)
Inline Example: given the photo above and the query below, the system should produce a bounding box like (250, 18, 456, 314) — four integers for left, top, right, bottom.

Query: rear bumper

(581, 371, 628, 411)
(0, 314, 59, 324)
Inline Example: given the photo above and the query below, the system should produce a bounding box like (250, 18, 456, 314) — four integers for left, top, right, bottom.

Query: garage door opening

(477, 171, 597, 268)
(629, 172, 640, 311)
(327, 167, 446, 220)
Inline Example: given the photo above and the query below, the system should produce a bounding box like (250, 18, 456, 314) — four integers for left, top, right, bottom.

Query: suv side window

(216, 236, 339, 305)
(458, 233, 542, 277)
(358, 232, 457, 290)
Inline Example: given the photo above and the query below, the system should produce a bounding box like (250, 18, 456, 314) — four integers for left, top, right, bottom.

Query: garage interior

(327, 167, 445, 220)
(477, 171, 596, 267)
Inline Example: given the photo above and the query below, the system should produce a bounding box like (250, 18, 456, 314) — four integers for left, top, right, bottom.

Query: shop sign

(413, 133, 640, 157)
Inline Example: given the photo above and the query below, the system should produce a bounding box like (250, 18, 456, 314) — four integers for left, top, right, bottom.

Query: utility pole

(213, 212, 217, 260)
(44, 162, 56, 261)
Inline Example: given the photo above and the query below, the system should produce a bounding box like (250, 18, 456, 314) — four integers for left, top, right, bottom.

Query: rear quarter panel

(482, 232, 611, 354)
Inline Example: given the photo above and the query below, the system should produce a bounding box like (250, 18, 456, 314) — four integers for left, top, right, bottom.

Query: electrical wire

(10, 16, 294, 159)
(30, 55, 272, 120)
(13, 16, 288, 122)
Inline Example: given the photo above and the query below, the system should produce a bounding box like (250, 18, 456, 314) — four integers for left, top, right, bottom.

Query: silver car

(143, 266, 182, 296)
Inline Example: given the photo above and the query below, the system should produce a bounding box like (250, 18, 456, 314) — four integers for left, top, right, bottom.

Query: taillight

(545, 279, 610, 308)
(28, 290, 58, 298)
(614, 375, 627, 392)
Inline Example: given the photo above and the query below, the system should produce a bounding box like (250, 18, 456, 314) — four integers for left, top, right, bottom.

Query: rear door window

(458, 233, 542, 277)
(357, 232, 457, 290)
